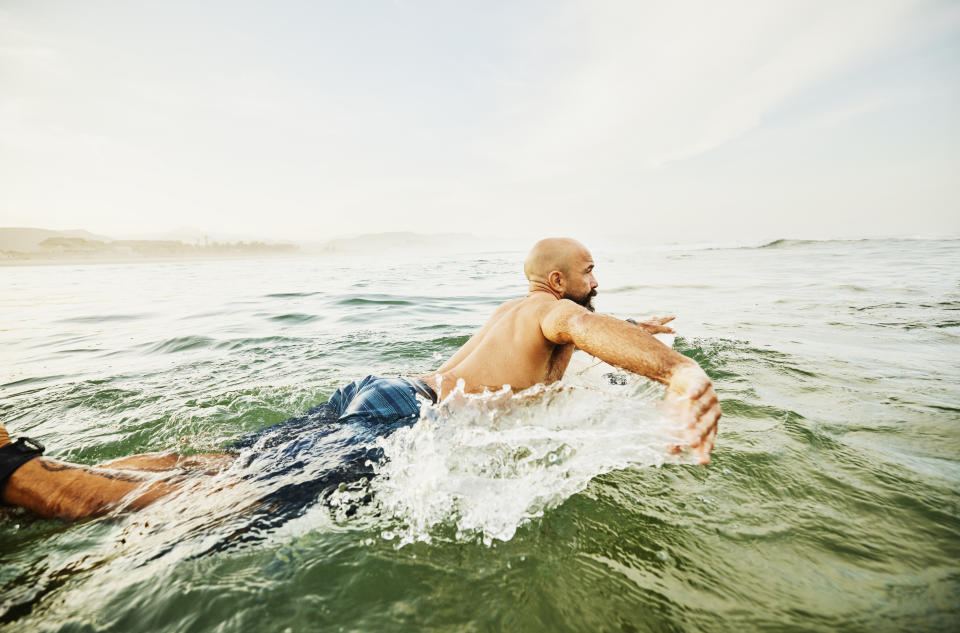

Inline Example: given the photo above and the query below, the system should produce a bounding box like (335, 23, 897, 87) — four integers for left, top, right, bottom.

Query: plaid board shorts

(217, 375, 438, 544)
(230, 375, 437, 458)
(327, 375, 438, 425)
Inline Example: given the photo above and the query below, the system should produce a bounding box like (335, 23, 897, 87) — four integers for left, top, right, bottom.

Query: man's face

(563, 251, 599, 312)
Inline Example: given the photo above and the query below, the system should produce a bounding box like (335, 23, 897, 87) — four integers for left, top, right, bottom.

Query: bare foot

(0, 421, 10, 448)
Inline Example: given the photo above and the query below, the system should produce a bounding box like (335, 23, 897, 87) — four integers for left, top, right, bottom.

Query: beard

(567, 288, 597, 312)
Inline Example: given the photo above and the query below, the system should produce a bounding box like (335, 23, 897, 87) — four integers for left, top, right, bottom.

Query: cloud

(482, 0, 945, 174)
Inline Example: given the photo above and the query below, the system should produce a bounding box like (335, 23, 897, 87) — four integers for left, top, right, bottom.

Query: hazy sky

(1, 0, 958, 244)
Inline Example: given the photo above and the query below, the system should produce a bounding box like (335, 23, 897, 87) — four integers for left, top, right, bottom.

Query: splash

(368, 355, 697, 546)
(55, 355, 697, 566)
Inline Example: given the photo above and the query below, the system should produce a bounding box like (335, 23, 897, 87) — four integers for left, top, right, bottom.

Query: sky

(1, 0, 958, 245)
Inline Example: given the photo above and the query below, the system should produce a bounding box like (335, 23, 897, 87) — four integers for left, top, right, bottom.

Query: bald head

(524, 238, 589, 282)
(524, 237, 598, 309)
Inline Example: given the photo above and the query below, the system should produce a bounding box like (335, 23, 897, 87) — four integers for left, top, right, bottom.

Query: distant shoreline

(0, 251, 310, 268)
(0, 229, 301, 267)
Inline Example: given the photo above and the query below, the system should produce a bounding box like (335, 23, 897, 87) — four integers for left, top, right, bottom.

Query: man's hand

(665, 364, 721, 464)
(630, 315, 676, 335)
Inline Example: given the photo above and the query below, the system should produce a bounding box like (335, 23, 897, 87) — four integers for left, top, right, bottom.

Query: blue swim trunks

(229, 375, 437, 455)
(327, 375, 438, 426)
(216, 375, 437, 546)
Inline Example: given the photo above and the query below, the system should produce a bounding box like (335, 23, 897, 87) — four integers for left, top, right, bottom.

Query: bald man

(0, 238, 719, 520)
(419, 237, 718, 453)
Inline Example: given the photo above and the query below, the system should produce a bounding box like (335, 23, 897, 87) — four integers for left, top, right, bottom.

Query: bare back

(420, 293, 573, 398)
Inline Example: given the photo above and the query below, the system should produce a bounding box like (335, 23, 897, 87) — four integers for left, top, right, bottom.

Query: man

(0, 238, 720, 521)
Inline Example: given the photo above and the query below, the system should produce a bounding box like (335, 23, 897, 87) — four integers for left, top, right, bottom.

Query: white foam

(369, 352, 697, 546)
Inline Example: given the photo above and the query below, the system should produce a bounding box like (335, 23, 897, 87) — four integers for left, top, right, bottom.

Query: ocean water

(1, 238, 958, 632)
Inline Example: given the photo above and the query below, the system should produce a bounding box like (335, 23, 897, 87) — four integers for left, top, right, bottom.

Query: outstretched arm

(541, 300, 721, 463)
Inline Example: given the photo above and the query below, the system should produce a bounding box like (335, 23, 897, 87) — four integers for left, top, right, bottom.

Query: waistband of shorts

(408, 378, 438, 404)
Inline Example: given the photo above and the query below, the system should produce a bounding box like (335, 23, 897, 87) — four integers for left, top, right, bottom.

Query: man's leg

(98, 452, 234, 473)
(0, 422, 230, 520)
(2, 458, 181, 520)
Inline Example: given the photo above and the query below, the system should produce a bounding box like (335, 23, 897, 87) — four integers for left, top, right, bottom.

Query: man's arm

(541, 300, 721, 463)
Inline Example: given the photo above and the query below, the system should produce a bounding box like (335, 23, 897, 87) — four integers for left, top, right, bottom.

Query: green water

(1, 239, 958, 631)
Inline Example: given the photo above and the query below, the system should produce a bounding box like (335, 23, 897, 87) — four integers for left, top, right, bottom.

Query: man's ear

(548, 270, 565, 293)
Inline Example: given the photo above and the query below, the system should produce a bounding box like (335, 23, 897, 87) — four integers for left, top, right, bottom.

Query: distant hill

(0, 227, 115, 252)
(0, 227, 297, 262)
(0, 227, 529, 261)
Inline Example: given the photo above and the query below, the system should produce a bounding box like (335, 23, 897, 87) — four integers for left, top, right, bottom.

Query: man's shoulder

(489, 294, 543, 316)
(513, 295, 589, 335)
(510, 293, 557, 314)
(489, 294, 584, 329)
(537, 298, 591, 343)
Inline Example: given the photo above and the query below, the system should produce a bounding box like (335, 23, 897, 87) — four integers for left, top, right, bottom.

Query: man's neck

(527, 282, 562, 300)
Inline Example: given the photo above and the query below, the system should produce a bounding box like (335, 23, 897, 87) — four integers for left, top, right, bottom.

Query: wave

(692, 236, 960, 252)
(336, 295, 416, 307)
(266, 313, 322, 323)
(58, 313, 153, 323)
(214, 335, 306, 351)
(263, 291, 322, 299)
(597, 235, 960, 255)
(756, 238, 821, 249)
(145, 335, 216, 354)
